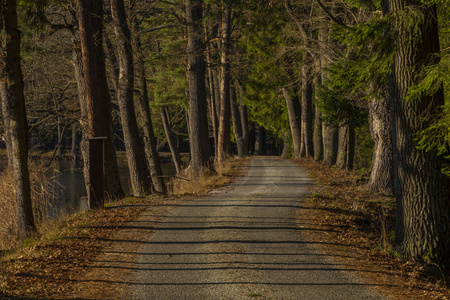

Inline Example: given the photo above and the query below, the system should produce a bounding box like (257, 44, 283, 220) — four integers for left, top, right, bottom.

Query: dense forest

(1, 0, 450, 270)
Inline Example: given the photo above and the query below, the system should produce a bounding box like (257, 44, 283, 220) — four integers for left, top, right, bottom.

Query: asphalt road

(129, 157, 388, 299)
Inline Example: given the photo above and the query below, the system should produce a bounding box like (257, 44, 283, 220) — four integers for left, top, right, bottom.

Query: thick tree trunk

(301, 54, 314, 158)
(282, 88, 302, 158)
(385, 0, 450, 267)
(230, 86, 244, 158)
(76, 0, 124, 205)
(72, 47, 91, 197)
(217, 5, 232, 163)
(186, 0, 211, 178)
(111, 0, 151, 197)
(1, 0, 36, 239)
(161, 108, 182, 175)
(367, 97, 392, 193)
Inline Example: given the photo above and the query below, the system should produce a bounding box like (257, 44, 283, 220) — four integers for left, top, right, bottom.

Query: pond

(43, 160, 176, 220)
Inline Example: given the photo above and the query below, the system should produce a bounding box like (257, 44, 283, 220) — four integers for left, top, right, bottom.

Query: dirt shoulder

(294, 158, 450, 300)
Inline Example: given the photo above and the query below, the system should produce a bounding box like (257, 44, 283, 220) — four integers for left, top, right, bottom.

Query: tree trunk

(237, 83, 249, 157)
(1, 0, 36, 239)
(385, 0, 450, 267)
(130, 14, 166, 194)
(367, 97, 392, 193)
(161, 108, 182, 175)
(301, 53, 314, 158)
(205, 30, 219, 157)
(186, 0, 211, 178)
(230, 85, 244, 158)
(217, 4, 232, 163)
(110, 0, 152, 197)
(254, 124, 264, 155)
(336, 125, 348, 169)
(322, 125, 338, 166)
(282, 88, 301, 158)
(75, 0, 124, 206)
(0, 65, 13, 167)
(281, 131, 290, 159)
(314, 105, 323, 161)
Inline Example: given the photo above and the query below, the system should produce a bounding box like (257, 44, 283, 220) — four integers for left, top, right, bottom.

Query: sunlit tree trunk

(186, 0, 211, 177)
(161, 108, 182, 175)
(0, 0, 36, 239)
(384, 0, 450, 267)
(230, 85, 244, 157)
(111, 0, 152, 196)
(75, 0, 124, 206)
(217, 4, 232, 163)
(301, 53, 314, 158)
(282, 88, 301, 158)
(367, 97, 392, 193)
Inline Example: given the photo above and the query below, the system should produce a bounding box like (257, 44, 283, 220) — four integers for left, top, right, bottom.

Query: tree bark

(161, 108, 182, 175)
(238, 85, 250, 157)
(1, 0, 36, 239)
(367, 97, 392, 193)
(347, 124, 355, 171)
(254, 124, 264, 155)
(322, 125, 338, 166)
(111, 0, 152, 196)
(336, 125, 348, 169)
(217, 4, 232, 163)
(281, 131, 290, 159)
(130, 14, 166, 194)
(301, 53, 314, 158)
(282, 88, 302, 158)
(385, 0, 450, 267)
(186, 0, 211, 178)
(205, 28, 219, 157)
(0, 64, 13, 167)
(230, 85, 244, 157)
(75, 0, 124, 206)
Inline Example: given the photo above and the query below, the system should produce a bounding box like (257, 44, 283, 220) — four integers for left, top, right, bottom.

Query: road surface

(129, 157, 387, 299)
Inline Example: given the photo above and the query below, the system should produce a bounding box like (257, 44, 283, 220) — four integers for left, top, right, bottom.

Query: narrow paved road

(129, 157, 387, 299)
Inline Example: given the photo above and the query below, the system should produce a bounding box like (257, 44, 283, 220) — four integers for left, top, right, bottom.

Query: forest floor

(0, 156, 449, 299)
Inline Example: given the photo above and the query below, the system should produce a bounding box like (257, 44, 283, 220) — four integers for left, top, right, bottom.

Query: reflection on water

(44, 161, 176, 220)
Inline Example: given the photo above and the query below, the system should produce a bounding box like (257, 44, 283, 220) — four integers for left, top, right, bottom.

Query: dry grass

(0, 162, 52, 251)
(172, 157, 248, 195)
(0, 168, 18, 250)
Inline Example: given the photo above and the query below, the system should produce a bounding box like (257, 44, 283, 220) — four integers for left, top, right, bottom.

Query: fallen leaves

(295, 157, 450, 300)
